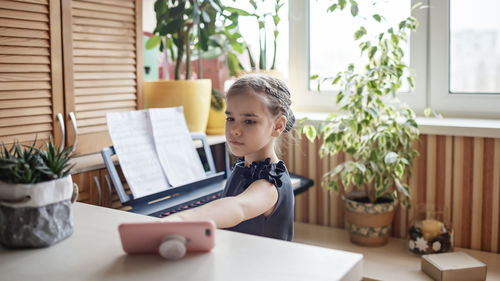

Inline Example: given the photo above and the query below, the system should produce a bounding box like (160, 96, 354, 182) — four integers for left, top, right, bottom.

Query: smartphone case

(118, 220, 215, 254)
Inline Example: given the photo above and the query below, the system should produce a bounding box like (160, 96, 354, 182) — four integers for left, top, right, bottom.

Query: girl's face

(225, 91, 284, 162)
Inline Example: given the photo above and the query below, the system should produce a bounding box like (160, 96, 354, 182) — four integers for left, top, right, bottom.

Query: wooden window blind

(0, 0, 64, 146)
(62, 0, 143, 156)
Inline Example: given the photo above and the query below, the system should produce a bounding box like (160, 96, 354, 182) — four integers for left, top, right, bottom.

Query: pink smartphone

(118, 220, 215, 254)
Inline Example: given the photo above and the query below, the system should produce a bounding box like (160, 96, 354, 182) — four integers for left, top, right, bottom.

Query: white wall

(143, 0, 156, 33)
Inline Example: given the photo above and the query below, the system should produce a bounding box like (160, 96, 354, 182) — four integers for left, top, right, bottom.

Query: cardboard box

(421, 252, 487, 281)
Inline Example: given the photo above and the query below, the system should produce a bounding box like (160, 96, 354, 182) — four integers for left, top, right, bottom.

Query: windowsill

(295, 112, 500, 139)
(69, 135, 227, 174)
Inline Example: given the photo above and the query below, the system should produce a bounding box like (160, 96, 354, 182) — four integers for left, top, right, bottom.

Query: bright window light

(309, 0, 411, 91)
(449, 0, 500, 94)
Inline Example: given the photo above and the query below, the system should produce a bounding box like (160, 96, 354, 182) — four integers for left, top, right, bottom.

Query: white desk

(1, 203, 363, 281)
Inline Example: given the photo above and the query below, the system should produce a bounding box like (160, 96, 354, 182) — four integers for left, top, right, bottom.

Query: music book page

(106, 110, 170, 198)
(149, 107, 207, 187)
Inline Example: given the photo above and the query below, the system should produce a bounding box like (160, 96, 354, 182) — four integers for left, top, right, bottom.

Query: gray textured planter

(0, 176, 75, 248)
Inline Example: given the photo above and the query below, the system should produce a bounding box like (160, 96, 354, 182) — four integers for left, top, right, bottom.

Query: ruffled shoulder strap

(245, 158, 286, 188)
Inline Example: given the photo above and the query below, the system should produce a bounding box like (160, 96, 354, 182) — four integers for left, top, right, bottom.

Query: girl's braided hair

(227, 74, 295, 133)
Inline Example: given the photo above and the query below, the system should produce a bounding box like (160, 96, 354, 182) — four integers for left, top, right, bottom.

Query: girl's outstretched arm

(164, 179, 279, 228)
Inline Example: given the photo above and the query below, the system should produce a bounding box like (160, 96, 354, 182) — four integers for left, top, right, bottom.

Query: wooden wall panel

(0, 0, 63, 147)
(482, 138, 495, 252)
(493, 140, 500, 252)
(281, 134, 500, 253)
(62, 0, 143, 156)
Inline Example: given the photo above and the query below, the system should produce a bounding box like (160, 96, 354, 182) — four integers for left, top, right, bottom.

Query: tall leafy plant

(146, 0, 238, 80)
(225, 0, 285, 72)
(303, 1, 423, 205)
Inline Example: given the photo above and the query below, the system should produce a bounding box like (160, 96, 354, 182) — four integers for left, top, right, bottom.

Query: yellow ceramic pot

(206, 102, 226, 135)
(144, 79, 211, 132)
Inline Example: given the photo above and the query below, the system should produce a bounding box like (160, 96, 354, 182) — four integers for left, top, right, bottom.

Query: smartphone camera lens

(205, 229, 211, 236)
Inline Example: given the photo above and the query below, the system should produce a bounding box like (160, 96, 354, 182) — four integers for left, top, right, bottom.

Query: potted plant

(190, 28, 237, 135)
(0, 141, 77, 248)
(144, 0, 234, 132)
(302, 1, 421, 246)
(206, 88, 226, 135)
(225, 0, 285, 77)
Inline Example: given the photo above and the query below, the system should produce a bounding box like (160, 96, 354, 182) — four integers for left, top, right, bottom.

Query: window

(309, 0, 411, 92)
(221, 0, 289, 76)
(290, 0, 500, 118)
(289, 0, 427, 113)
(430, 0, 500, 118)
(449, 0, 500, 94)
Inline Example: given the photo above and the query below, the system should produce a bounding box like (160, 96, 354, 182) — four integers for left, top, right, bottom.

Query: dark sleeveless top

(222, 158, 294, 241)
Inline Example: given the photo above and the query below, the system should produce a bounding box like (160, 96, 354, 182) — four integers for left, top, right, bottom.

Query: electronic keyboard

(101, 133, 312, 218)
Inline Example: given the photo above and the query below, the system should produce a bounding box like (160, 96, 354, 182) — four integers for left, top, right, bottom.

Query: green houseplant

(302, 1, 422, 246)
(144, 0, 239, 132)
(225, 0, 285, 74)
(146, 0, 230, 80)
(0, 141, 77, 248)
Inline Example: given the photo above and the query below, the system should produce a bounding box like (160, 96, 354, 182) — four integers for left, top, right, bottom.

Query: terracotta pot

(343, 191, 398, 247)
(144, 79, 212, 132)
(192, 58, 229, 92)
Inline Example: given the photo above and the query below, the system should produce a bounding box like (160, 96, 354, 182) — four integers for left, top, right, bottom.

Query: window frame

(290, 0, 500, 119)
(428, 0, 500, 119)
(289, 0, 428, 114)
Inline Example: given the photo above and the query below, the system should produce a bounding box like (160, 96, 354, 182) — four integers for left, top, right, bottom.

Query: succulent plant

(0, 140, 74, 184)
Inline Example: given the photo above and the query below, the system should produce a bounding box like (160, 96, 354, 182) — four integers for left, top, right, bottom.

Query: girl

(166, 74, 295, 241)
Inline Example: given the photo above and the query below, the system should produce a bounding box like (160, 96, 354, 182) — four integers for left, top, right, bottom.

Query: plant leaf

(327, 3, 338, 12)
(350, 3, 359, 16)
(329, 180, 339, 191)
(224, 7, 252, 16)
(395, 178, 410, 197)
(303, 125, 317, 142)
(373, 14, 382, 22)
(354, 26, 366, 40)
(395, 162, 405, 178)
(368, 46, 378, 59)
(384, 152, 398, 164)
(165, 18, 184, 34)
(424, 108, 431, 117)
(339, 0, 347, 10)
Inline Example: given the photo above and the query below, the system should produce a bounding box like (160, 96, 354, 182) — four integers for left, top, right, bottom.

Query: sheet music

(149, 107, 207, 187)
(106, 110, 170, 198)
